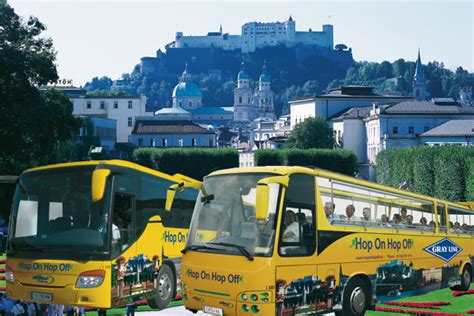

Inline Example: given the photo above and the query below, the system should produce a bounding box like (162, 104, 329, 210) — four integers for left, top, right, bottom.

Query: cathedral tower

(413, 49, 426, 101)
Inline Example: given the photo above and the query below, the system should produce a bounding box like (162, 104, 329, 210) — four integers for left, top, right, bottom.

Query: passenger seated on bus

(345, 205, 358, 223)
(453, 222, 462, 233)
(406, 215, 414, 227)
(361, 207, 371, 222)
(324, 202, 338, 222)
(461, 223, 470, 233)
(400, 208, 408, 224)
(282, 210, 300, 243)
(297, 213, 312, 241)
(429, 220, 436, 230)
(380, 214, 392, 227)
(392, 214, 405, 227)
(448, 221, 454, 233)
(420, 217, 428, 227)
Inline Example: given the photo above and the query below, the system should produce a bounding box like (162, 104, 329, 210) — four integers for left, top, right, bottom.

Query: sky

(8, 0, 474, 86)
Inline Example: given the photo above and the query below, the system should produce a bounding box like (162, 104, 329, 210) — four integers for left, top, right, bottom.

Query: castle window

(87, 101, 91, 109)
(179, 101, 182, 107)
(239, 97, 242, 103)
(189, 101, 192, 107)
(128, 100, 133, 109)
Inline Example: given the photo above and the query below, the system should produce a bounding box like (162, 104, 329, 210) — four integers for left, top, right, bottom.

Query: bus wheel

(342, 277, 370, 316)
(451, 265, 471, 292)
(147, 265, 176, 310)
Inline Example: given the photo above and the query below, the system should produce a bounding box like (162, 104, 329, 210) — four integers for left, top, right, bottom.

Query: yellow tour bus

(6, 160, 199, 310)
(165, 166, 474, 316)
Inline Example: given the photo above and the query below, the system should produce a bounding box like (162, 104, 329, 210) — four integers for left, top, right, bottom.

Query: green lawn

(367, 284, 474, 316)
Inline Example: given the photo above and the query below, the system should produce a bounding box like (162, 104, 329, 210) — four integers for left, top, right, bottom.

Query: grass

(367, 284, 474, 316)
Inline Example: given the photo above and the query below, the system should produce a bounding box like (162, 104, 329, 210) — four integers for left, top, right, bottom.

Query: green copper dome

(172, 82, 202, 97)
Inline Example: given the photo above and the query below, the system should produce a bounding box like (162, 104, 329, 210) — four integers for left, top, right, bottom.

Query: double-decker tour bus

(6, 160, 199, 310)
(165, 166, 474, 315)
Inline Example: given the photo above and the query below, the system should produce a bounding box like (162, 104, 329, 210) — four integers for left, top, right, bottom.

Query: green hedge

(465, 157, 474, 201)
(376, 146, 474, 202)
(132, 148, 239, 180)
(254, 148, 357, 176)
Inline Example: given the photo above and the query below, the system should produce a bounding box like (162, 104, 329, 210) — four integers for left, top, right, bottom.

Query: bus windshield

(9, 166, 111, 257)
(186, 173, 280, 258)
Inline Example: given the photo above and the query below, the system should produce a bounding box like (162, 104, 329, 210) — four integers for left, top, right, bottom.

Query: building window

(150, 138, 155, 147)
(162, 138, 168, 147)
(128, 117, 133, 127)
(87, 101, 91, 109)
(178, 138, 184, 147)
(100, 101, 105, 109)
(424, 126, 430, 132)
(197, 102, 200, 107)
(393, 126, 398, 134)
(239, 96, 242, 104)
(128, 100, 133, 109)
(189, 101, 192, 107)
(138, 138, 143, 146)
(179, 101, 182, 107)
(192, 138, 197, 147)
(114, 101, 118, 109)
(408, 126, 415, 134)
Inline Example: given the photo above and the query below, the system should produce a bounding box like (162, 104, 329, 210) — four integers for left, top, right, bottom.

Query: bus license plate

(203, 306, 223, 315)
(31, 292, 53, 302)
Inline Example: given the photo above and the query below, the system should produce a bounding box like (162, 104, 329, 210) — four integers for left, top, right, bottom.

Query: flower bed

(375, 306, 465, 316)
(384, 302, 450, 310)
(451, 289, 474, 297)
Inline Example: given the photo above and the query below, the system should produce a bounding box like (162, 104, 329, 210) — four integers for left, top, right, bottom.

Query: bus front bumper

(7, 280, 110, 308)
(183, 291, 274, 316)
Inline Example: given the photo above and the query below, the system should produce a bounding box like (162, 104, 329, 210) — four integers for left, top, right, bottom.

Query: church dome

(259, 73, 271, 82)
(172, 82, 202, 97)
(238, 70, 249, 80)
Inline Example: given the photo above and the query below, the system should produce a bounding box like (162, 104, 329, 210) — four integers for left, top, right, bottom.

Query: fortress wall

(295, 32, 331, 49)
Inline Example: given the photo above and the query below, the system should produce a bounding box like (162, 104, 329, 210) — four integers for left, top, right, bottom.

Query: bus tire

(451, 265, 471, 292)
(341, 276, 371, 316)
(147, 265, 176, 310)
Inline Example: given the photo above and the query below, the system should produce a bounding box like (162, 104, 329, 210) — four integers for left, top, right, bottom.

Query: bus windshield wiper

(181, 244, 225, 254)
(208, 242, 254, 261)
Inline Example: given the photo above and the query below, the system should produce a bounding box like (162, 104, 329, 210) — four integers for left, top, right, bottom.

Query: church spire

(413, 49, 426, 100)
(219, 24, 223, 34)
(180, 62, 191, 82)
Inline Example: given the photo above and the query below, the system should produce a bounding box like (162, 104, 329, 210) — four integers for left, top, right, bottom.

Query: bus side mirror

(92, 169, 111, 202)
(165, 180, 206, 212)
(165, 183, 179, 212)
(256, 176, 289, 221)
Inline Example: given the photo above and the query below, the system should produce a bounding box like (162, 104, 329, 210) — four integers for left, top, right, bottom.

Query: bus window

(448, 206, 472, 235)
(279, 174, 315, 257)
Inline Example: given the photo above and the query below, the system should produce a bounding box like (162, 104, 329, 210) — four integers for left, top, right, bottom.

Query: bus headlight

(75, 270, 105, 288)
(5, 268, 14, 283)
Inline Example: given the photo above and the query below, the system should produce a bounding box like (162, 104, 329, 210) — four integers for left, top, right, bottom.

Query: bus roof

(23, 160, 197, 184)
(207, 166, 473, 212)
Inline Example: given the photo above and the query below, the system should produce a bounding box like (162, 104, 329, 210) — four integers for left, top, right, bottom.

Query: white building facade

(71, 95, 152, 143)
(171, 16, 334, 53)
(289, 86, 409, 129)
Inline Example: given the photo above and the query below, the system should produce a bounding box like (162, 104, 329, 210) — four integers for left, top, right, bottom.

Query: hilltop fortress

(168, 16, 333, 53)
(136, 16, 352, 92)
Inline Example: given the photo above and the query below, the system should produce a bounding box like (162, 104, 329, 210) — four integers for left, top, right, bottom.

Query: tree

(84, 76, 113, 91)
(0, 2, 82, 174)
(285, 117, 333, 149)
